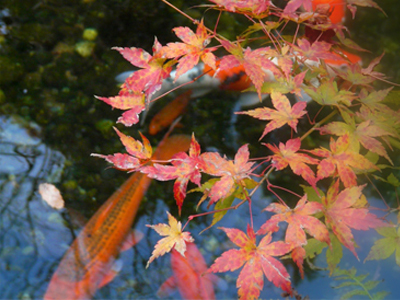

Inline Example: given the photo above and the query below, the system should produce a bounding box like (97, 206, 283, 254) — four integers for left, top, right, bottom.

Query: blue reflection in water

(0, 115, 67, 299)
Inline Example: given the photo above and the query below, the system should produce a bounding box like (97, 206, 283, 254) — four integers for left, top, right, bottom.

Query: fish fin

(120, 229, 144, 252)
(236, 92, 268, 108)
(157, 276, 176, 298)
(153, 135, 191, 161)
(98, 259, 123, 288)
(115, 71, 135, 83)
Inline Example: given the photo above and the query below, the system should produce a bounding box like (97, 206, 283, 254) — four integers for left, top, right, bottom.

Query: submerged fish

(312, 0, 346, 24)
(157, 242, 217, 300)
(44, 135, 191, 300)
(149, 90, 192, 135)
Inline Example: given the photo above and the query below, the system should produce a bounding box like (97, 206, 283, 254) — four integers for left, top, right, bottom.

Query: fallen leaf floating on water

(38, 183, 65, 210)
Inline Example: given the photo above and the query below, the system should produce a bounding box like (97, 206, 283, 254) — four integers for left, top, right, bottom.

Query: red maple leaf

(95, 89, 146, 126)
(114, 37, 174, 99)
(162, 20, 217, 81)
(219, 40, 279, 98)
(257, 195, 330, 277)
(202, 144, 255, 204)
(309, 133, 379, 188)
(91, 128, 152, 171)
(237, 92, 307, 140)
(141, 134, 203, 214)
(264, 138, 319, 187)
(293, 38, 340, 63)
(208, 225, 292, 300)
(283, 0, 313, 15)
(322, 180, 386, 258)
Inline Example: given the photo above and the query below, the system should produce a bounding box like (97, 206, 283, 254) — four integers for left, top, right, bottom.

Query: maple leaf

(261, 70, 307, 99)
(91, 128, 152, 171)
(293, 39, 340, 63)
(219, 40, 279, 99)
(309, 134, 379, 188)
(208, 225, 292, 300)
(114, 37, 174, 99)
(257, 195, 330, 277)
(283, 0, 312, 15)
(335, 53, 387, 89)
(365, 226, 400, 266)
(162, 20, 217, 81)
(356, 105, 400, 140)
(208, 0, 272, 17)
(141, 134, 203, 214)
(320, 120, 394, 164)
(357, 87, 394, 113)
(321, 180, 387, 258)
(237, 92, 307, 140)
(95, 90, 146, 126)
(347, 0, 386, 18)
(146, 211, 194, 268)
(302, 79, 356, 106)
(202, 144, 255, 204)
(336, 63, 375, 87)
(263, 138, 319, 187)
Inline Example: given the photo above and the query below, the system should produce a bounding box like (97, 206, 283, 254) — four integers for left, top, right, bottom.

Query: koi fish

(116, 60, 254, 103)
(157, 242, 217, 300)
(44, 134, 191, 300)
(149, 90, 192, 135)
(312, 0, 346, 24)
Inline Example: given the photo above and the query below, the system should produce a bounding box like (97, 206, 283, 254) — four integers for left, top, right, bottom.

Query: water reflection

(0, 115, 67, 298)
(2, 113, 400, 300)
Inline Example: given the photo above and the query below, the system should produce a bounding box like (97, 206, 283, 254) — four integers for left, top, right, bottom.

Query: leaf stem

(301, 110, 337, 141)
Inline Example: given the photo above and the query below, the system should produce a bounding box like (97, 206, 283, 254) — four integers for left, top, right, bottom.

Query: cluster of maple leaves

(94, 0, 400, 299)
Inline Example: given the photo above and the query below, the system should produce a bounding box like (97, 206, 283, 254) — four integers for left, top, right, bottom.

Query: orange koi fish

(44, 135, 191, 300)
(157, 242, 217, 300)
(312, 0, 346, 24)
(149, 90, 192, 135)
(324, 48, 362, 67)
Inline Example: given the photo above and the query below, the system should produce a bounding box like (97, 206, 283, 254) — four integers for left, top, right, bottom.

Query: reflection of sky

(0, 116, 67, 299)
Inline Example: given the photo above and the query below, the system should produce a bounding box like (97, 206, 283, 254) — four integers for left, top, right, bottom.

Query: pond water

(1, 0, 400, 299)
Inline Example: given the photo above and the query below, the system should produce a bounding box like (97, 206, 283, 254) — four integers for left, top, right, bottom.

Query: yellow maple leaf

(146, 211, 194, 268)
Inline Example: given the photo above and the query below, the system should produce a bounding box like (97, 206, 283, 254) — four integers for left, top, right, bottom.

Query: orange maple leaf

(257, 195, 330, 277)
(208, 225, 292, 300)
(237, 92, 307, 140)
(162, 20, 217, 81)
(264, 138, 318, 187)
(322, 180, 387, 259)
(309, 133, 379, 187)
(146, 211, 194, 268)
